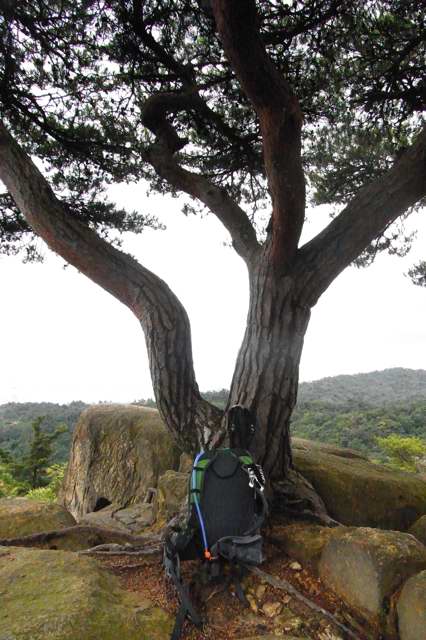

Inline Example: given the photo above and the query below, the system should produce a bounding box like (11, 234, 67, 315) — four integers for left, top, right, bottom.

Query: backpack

(163, 405, 267, 640)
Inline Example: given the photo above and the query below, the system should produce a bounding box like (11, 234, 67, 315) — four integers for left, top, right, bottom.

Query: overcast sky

(1, 182, 425, 405)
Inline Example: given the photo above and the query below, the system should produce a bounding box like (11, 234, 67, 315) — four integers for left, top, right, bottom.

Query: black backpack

(163, 406, 267, 640)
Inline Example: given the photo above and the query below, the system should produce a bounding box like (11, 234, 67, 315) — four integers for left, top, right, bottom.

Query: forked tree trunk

(229, 248, 310, 479)
(228, 253, 333, 522)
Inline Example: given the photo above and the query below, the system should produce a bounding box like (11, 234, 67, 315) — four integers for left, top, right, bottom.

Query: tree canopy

(1, 0, 425, 269)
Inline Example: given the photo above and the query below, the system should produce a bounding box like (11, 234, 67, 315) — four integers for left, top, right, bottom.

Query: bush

(376, 434, 426, 472)
(24, 464, 66, 502)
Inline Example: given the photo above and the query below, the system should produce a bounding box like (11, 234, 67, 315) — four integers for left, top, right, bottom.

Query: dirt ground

(99, 534, 369, 640)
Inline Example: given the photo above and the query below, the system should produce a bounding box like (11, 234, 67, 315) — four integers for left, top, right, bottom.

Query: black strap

(164, 543, 203, 640)
(170, 581, 202, 640)
(244, 485, 268, 536)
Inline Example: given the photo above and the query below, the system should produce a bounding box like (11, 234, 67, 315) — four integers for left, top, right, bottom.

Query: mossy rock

(292, 437, 367, 460)
(0, 498, 75, 539)
(61, 405, 180, 520)
(293, 446, 426, 530)
(0, 545, 173, 640)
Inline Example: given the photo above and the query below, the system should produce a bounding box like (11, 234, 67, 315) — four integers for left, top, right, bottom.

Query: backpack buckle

(245, 464, 265, 492)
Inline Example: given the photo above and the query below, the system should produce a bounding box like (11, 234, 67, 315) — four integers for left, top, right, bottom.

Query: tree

(11, 417, 67, 489)
(0, 1, 425, 513)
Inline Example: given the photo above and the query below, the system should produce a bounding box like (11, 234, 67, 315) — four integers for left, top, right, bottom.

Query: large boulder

(397, 569, 426, 640)
(0, 497, 75, 539)
(61, 405, 180, 519)
(292, 440, 426, 530)
(0, 545, 172, 639)
(292, 437, 368, 460)
(319, 527, 426, 637)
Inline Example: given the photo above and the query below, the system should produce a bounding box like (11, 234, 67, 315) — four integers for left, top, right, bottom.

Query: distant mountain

(1, 368, 425, 462)
(297, 368, 426, 407)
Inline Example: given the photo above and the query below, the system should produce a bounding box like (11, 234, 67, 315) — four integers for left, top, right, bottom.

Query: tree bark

(228, 246, 310, 478)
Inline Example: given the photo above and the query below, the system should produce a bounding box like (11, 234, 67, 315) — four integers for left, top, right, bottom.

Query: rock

(114, 503, 155, 531)
(397, 569, 426, 640)
(262, 601, 283, 617)
(273, 608, 304, 632)
(255, 584, 267, 600)
(79, 503, 131, 532)
(156, 470, 189, 523)
(61, 404, 180, 520)
(80, 502, 155, 534)
(319, 527, 426, 635)
(292, 437, 368, 460)
(408, 514, 426, 546)
(0, 545, 173, 639)
(272, 523, 346, 573)
(246, 593, 258, 613)
(0, 497, 75, 538)
(293, 443, 426, 530)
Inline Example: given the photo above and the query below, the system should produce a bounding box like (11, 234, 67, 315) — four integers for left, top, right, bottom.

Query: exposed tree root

(272, 468, 341, 527)
(79, 542, 161, 556)
(0, 525, 160, 550)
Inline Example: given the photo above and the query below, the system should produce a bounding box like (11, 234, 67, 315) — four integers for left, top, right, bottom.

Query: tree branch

(141, 92, 260, 264)
(211, 0, 306, 268)
(295, 125, 426, 306)
(0, 120, 222, 452)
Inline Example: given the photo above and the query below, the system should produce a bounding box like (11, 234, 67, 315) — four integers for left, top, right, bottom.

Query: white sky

(0, 182, 425, 405)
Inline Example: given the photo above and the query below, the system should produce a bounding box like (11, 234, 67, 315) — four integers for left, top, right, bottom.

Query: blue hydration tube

(192, 451, 209, 557)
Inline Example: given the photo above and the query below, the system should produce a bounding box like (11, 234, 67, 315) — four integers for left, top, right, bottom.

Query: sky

(0, 182, 425, 405)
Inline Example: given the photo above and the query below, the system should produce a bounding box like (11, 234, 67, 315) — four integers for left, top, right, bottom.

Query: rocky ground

(99, 534, 368, 640)
(2, 405, 426, 639)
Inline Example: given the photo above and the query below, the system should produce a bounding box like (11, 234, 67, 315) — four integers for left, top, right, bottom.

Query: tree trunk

(229, 248, 310, 479)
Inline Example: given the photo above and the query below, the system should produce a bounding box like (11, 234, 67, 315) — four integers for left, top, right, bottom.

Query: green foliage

(0, 462, 25, 498)
(25, 464, 66, 503)
(0, 427, 67, 500)
(291, 400, 426, 462)
(376, 434, 426, 472)
(0, 401, 86, 462)
(0, 1, 424, 262)
(6, 417, 68, 490)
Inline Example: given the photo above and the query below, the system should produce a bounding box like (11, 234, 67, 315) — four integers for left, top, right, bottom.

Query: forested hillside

(0, 402, 87, 463)
(291, 401, 426, 460)
(0, 369, 425, 464)
(298, 368, 426, 406)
